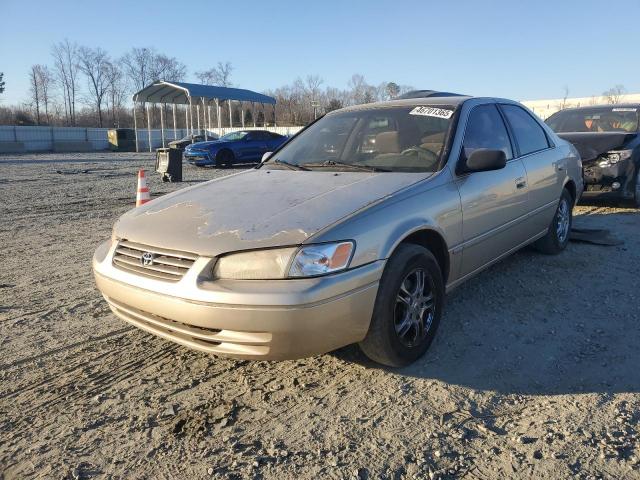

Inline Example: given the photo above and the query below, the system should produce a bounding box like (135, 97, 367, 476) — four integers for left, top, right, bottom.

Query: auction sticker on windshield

(409, 106, 454, 119)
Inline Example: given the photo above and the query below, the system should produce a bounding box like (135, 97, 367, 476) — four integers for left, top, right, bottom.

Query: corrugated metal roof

(133, 81, 276, 105)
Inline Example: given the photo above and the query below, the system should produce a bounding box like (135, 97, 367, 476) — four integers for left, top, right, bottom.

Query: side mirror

(461, 149, 507, 173)
(261, 151, 273, 162)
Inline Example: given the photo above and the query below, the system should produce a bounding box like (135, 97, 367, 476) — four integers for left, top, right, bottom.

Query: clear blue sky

(2, 0, 639, 105)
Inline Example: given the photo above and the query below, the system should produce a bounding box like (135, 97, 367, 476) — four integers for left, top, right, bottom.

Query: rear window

(501, 105, 549, 155)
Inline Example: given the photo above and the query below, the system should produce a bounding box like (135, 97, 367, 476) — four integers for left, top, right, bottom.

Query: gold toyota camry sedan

(94, 92, 583, 367)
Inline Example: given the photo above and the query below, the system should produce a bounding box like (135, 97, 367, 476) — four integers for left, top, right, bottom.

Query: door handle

(515, 177, 527, 189)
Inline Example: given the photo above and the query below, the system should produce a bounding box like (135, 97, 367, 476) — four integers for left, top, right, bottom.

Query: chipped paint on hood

(114, 169, 432, 257)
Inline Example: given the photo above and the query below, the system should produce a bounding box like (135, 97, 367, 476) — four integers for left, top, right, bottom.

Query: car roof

(550, 103, 640, 114)
(330, 95, 524, 115)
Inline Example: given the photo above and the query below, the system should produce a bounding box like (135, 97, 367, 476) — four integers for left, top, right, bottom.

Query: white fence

(0, 125, 304, 153)
(0, 126, 112, 151)
(135, 126, 304, 151)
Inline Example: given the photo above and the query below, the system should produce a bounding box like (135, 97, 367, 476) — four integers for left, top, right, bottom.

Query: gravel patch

(1, 152, 639, 479)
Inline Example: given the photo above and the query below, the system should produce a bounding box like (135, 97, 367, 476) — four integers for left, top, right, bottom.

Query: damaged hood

(557, 132, 637, 162)
(114, 169, 431, 256)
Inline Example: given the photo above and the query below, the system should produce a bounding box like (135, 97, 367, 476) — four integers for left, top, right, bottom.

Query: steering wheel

(400, 146, 438, 162)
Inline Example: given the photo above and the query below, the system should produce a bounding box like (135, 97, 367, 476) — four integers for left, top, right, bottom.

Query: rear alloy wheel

(216, 150, 234, 168)
(533, 188, 573, 254)
(359, 244, 444, 367)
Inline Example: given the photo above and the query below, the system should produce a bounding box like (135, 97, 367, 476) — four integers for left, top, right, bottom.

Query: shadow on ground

(334, 209, 640, 396)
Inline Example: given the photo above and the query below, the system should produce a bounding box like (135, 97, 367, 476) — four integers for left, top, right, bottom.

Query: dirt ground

(1, 152, 639, 480)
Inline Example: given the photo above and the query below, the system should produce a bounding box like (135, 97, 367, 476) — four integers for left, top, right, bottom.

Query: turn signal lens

(289, 241, 355, 277)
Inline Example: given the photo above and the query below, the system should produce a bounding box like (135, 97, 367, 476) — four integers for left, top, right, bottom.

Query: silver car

(93, 93, 583, 367)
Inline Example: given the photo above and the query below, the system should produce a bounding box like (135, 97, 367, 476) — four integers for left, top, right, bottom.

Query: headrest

(375, 131, 400, 154)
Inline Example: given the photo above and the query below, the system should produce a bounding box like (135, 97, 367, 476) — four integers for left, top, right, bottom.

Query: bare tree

(121, 47, 156, 92)
(105, 63, 127, 127)
(122, 47, 186, 90)
(37, 65, 54, 124)
(51, 39, 80, 125)
(603, 85, 626, 104)
(196, 61, 233, 87)
(77, 46, 112, 127)
(28, 66, 42, 124)
(325, 98, 343, 113)
(152, 53, 186, 83)
(347, 74, 376, 105)
(28, 65, 54, 125)
(0, 72, 5, 96)
(385, 82, 400, 100)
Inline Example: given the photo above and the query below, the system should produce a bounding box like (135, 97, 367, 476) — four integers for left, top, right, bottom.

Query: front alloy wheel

(395, 269, 435, 347)
(359, 244, 444, 367)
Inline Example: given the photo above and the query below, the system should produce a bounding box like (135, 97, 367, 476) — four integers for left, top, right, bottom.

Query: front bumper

(93, 240, 382, 360)
(184, 151, 213, 165)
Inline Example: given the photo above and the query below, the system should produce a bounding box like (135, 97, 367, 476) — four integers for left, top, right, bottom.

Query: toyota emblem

(141, 252, 155, 266)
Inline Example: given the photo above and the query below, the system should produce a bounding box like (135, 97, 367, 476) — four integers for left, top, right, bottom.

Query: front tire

(533, 188, 573, 254)
(359, 244, 444, 367)
(216, 150, 234, 168)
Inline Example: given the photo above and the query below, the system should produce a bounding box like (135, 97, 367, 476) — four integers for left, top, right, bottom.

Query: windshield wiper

(270, 159, 310, 171)
(305, 160, 391, 172)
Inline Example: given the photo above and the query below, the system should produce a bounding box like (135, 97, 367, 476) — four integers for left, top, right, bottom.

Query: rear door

(455, 104, 531, 276)
(500, 104, 562, 234)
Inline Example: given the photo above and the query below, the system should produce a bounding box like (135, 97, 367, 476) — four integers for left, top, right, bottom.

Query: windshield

(546, 107, 639, 133)
(220, 131, 248, 141)
(268, 105, 456, 172)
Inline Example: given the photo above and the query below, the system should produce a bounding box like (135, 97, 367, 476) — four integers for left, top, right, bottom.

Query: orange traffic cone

(136, 169, 151, 207)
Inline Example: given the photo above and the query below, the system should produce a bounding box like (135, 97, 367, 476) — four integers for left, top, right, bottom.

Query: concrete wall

(0, 125, 304, 153)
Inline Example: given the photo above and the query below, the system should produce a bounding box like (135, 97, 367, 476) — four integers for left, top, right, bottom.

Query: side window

(255, 131, 271, 141)
(462, 105, 513, 160)
(501, 105, 550, 155)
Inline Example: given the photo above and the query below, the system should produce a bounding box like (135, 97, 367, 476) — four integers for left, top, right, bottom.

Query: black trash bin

(155, 148, 182, 182)
(108, 128, 136, 152)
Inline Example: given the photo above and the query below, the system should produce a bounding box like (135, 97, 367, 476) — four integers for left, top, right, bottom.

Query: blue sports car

(184, 130, 288, 167)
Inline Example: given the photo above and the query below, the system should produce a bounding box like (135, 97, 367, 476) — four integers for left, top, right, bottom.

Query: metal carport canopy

(133, 81, 276, 104)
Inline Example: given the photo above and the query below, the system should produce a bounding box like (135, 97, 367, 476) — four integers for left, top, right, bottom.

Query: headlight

(289, 241, 354, 277)
(213, 247, 297, 280)
(212, 241, 355, 280)
(599, 149, 632, 167)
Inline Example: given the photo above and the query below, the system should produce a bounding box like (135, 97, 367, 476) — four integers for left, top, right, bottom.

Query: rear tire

(533, 188, 573, 254)
(359, 244, 444, 367)
(216, 150, 234, 168)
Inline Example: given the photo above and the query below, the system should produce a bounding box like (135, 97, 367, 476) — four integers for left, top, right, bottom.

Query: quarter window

(501, 105, 550, 155)
(462, 104, 513, 160)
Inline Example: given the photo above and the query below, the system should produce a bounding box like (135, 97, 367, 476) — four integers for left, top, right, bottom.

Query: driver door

(239, 132, 269, 161)
(455, 104, 531, 277)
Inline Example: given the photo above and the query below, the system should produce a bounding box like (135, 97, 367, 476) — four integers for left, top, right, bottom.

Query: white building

(521, 93, 640, 120)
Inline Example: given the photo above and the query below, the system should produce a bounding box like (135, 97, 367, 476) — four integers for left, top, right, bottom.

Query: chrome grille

(112, 240, 197, 281)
